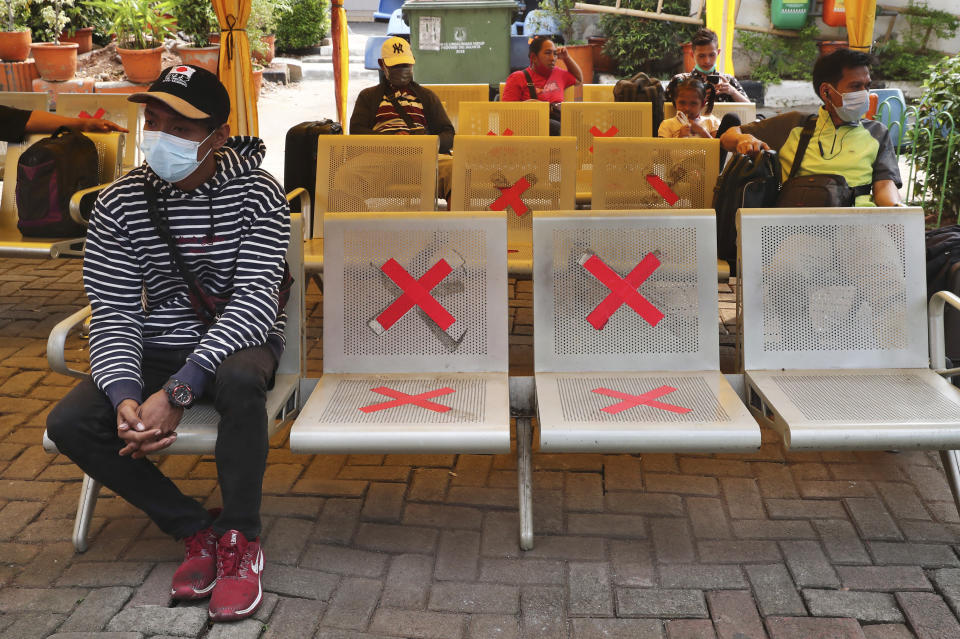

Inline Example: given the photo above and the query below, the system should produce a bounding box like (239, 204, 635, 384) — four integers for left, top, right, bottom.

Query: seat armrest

(69, 183, 112, 227)
(47, 305, 93, 379)
(929, 291, 960, 372)
(286, 187, 312, 240)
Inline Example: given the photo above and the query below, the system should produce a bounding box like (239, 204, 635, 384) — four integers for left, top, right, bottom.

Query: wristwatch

(163, 378, 195, 408)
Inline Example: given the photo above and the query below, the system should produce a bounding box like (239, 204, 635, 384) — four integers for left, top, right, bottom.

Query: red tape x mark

(370, 258, 456, 334)
(592, 385, 691, 415)
(78, 108, 106, 120)
(645, 174, 679, 206)
(487, 128, 514, 136)
(580, 253, 664, 330)
(490, 177, 531, 216)
(359, 386, 455, 413)
(588, 124, 618, 152)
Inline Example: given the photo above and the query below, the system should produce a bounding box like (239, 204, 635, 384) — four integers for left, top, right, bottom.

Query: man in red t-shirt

(502, 36, 582, 135)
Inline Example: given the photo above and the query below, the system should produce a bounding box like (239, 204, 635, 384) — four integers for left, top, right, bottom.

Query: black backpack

(712, 149, 781, 271)
(613, 71, 666, 134)
(284, 119, 343, 218)
(16, 126, 99, 237)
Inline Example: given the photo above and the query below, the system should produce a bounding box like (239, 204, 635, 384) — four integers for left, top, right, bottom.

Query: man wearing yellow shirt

(720, 48, 901, 207)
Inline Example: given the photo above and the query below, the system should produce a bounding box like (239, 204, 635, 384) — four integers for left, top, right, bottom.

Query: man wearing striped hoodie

(47, 65, 289, 622)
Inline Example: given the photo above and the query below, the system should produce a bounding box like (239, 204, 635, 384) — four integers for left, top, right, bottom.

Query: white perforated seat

(290, 211, 511, 454)
(537, 370, 756, 452)
(740, 207, 960, 453)
(532, 209, 759, 453)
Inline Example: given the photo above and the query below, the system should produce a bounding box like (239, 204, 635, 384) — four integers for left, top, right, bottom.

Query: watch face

(172, 384, 192, 405)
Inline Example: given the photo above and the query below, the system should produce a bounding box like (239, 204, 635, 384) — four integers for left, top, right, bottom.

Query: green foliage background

(599, 0, 695, 78)
(276, 0, 329, 52)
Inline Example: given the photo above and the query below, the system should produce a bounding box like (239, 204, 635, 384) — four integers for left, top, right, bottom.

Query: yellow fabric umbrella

(845, 0, 877, 52)
(332, 0, 349, 123)
(706, 0, 737, 76)
(213, 0, 258, 136)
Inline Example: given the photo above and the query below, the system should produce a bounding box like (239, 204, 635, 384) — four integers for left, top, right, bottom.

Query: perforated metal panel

(560, 103, 654, 196)
(57, 94, 143, 169)
(533, 210, 719, 372)
(422, 84, 488, 129)
(314, 135, 438, 239)
(318, 377, 486, 423)
(664, 102, 757, 123)
(556, 375, 728, 423)
(582, 84, 615, 102)
(0, 91, 47, 111)
(740, 208, 928, 371)
(592, 138, 720, 210)
(536, 370, 760, 452)
(772, 373, 960, 422)
(458, 101, 550, 136)
(450, 135, 576, 243)
(323, 211, 508, 374)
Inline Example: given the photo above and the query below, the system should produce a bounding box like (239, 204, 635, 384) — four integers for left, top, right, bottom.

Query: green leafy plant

(248, 0, 289, 57)
(533, 0, 576, 43)
(40, 0, 73, 44)
(908, 53, 960, 223)
(275, 0, 327, 52)
(175, 0, 215, 47)
(739, 22, 819, 84)
(873, 1, 957, 82)
(86, 0, 175, 50)
(2, 0, 30, 31)
(600, 0, 695, 78)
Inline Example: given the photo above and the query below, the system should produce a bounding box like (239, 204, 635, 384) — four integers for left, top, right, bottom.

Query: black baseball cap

(129, 64, 231, 126)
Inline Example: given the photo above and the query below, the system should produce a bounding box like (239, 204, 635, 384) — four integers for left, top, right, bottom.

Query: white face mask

(140, 129, 214, 183)
(827, 85, 870, 123)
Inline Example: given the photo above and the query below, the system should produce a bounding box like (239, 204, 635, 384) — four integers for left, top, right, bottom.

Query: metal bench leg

(517, 416, 534, 550)
(941, 450, 960, 518)
(72, 474, 101, 553)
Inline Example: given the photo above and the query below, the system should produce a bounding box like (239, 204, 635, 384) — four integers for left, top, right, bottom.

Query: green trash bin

(403, 0, 517, 85)
(771, 0, 810, 30)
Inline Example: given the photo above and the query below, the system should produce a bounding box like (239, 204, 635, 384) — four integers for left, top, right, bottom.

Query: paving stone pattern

(2, 258, 960, 638)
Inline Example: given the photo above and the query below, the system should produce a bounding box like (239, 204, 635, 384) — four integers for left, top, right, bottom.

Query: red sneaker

(208, 530, 264, 621)
(170, 526, 218, 600)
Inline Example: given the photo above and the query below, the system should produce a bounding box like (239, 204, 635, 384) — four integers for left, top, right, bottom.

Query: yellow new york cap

(381, 36, 415, 66)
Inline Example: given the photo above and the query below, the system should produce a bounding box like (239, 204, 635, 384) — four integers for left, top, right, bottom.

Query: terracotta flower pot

(558, 43, 594, 85)
(31, 42, 78, 81)
(681, 42, 695, 73)
(117, 45, 164, 84)
(588, 36, 615, 74)
(817, 40, 848, 57)
(209, 32, 220, 45)
(0, 29, 31, 62)
(59, 26, 94, 54)
(178, 44, 219, 74)
(252, 67, 263, 100)
(253, 34, 275, 64)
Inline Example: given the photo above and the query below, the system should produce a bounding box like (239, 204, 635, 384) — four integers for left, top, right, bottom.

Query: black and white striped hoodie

(83, 136, 290, 409)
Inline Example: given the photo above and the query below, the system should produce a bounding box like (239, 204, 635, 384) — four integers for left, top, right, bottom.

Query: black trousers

(47, 345, 277, 540)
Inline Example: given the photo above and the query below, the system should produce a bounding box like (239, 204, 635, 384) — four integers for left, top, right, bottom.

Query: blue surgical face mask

(827, 85, 870, 123)
(140, 129, 214, 183)
(694, 63, 716, 74)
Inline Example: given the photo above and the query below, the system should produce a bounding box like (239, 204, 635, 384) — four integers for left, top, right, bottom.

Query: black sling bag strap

(143, 180, 228, 327)
(384, 89, 418, 130)
(788, 114, 818, 179)
(522, 69, 537, 101)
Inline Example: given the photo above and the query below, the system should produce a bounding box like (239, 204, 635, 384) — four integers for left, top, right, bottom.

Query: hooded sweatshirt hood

(147, 135, 268, 198)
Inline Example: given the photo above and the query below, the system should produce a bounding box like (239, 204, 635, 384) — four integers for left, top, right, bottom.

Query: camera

(705, 73, 721, 85)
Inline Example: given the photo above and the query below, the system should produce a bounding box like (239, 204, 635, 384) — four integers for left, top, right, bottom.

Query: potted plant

(248, 0, 290, 65)
(31, 0, 79, 82)
(0, 0, 31, 61)
(533, 0, 594, 83)
(87, 0, 175, 84)
(175, 0, 218, 73)
(59, 3, 96, 54)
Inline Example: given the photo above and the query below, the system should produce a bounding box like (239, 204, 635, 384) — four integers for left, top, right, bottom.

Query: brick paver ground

(2, 256, 960, 639)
